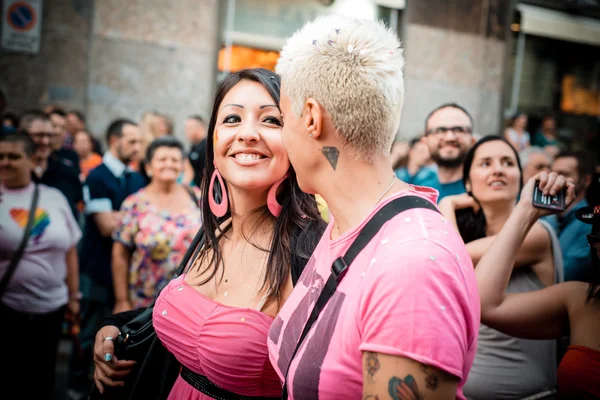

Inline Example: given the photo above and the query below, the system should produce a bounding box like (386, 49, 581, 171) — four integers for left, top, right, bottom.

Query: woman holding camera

(476, 171, 600, 399)
(439, 136, 564, 399)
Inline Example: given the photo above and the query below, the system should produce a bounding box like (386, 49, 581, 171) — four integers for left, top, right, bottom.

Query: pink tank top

(153, 275, 282, 399)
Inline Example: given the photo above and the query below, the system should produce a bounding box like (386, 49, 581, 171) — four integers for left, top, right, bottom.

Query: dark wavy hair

(0, 130, 37, 156)
(456, 135, 523, 243)
(196, 68, 325, 309)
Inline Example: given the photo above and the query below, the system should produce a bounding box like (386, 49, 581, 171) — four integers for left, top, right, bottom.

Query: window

(217, 45, 279, 73)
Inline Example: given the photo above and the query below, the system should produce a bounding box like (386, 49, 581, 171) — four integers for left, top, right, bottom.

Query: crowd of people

(0, 14, 599, 400)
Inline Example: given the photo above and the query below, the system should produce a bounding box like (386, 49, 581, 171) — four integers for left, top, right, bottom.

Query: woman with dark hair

(73, 129, 103, 181)
(111, 136, 201, 313)
(439, 136, 564, 399)
(475, 171, 600, 399)
(91, 68, 325, 399)
(504, 112, 531, 152)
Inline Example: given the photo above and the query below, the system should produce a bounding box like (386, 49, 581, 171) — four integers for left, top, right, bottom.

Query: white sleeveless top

(463, 220, 563, 400)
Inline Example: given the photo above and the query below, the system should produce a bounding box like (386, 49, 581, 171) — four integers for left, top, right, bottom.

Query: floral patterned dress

(113, 187, 202, 308)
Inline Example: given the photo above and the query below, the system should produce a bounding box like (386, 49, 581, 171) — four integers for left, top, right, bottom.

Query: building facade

(1, 0, 219, 140)
(504, 0, 600, 152)
(2, 0, 598, 153)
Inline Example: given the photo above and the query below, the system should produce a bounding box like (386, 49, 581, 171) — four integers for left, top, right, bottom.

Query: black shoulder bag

(90, 227, 206, 400)
(0, 184, 39, 299)
(281, 195, 439, 399)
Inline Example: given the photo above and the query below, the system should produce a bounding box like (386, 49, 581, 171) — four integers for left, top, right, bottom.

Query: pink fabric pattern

(153, 275, 283, 399)
(268, 186, 481, 400)
(113, 188, 202, 308)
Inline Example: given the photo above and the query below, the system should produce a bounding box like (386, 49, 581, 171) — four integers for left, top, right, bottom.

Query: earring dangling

(208, 168, 229, 217)
(267, 172, 290, 217)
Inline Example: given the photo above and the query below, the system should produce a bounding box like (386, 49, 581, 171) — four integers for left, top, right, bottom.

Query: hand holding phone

(532, 180, 566, 212)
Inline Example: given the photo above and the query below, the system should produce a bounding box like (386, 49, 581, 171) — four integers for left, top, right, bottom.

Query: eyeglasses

(426, 126, 473, 136)
(29, 132, 57, 139)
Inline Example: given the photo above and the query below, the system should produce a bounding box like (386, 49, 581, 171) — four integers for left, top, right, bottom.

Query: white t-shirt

(0, 183, 82, 313)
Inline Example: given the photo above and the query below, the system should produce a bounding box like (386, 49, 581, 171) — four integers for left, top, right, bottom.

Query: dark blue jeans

(0, 302, 66, 399)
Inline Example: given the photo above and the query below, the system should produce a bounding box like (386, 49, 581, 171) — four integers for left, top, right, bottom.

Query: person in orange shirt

(73, 129, 103, 181)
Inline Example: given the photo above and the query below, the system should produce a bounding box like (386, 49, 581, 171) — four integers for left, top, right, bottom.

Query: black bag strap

(118, 226, 206, 339)
(0, 184, 39, 299)
(185, 186, 200, 209)
(150, 226, 205, 303)
(177, 226, 205, 277)
(281, 195, 439, 399)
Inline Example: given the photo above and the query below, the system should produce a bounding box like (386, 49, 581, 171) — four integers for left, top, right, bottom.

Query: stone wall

(0, 0, 91, 112)
(88, 0, 218, 139)
(398, 0, 511, 138)
(0, 0, 219, 142)
(2, 0, 511, 141)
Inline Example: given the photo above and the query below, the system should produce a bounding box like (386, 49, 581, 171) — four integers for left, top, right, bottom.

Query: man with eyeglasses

(19, 110, 82, 220)
(418, 103, 476, 201)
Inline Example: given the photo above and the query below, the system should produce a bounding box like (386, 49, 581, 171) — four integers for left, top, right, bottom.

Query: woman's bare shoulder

(559, 281, 592, 309)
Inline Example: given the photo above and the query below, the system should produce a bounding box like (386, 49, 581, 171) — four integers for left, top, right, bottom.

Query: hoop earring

(267, 172, 290, 218)
(208, 168, 228, 217)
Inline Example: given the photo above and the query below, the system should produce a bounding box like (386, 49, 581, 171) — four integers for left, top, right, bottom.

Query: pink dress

(153, 275, 282, 399)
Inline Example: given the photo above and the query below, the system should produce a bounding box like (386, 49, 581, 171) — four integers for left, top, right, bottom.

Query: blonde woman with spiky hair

(268, 15, 480, 400)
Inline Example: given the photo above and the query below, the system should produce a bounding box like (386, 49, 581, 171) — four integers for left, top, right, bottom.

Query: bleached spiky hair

(277, 15, 405, 161)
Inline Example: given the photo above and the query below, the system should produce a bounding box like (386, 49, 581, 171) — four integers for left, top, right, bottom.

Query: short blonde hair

(277, 15, 405, 161)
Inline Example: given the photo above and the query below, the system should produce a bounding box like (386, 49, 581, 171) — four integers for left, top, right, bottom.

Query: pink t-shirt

(268, 186, 480, 399)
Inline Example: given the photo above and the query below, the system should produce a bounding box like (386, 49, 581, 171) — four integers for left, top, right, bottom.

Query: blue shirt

(435, 179, 466, 200)
(399, 165, 465, 202)
(395, 165, 439, 188)
(79, 152, 146, 289)
(543, 199, 593, 282)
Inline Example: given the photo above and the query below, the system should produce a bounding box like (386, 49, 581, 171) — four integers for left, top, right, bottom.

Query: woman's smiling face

(213, 79, 289, 192)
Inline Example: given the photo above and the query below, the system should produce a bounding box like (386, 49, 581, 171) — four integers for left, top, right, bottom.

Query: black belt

(180, 365, 280, 400)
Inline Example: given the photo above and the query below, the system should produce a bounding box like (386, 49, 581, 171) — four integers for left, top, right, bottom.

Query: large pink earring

(208, 168, 228, 217)
(267, 172, 290, 218)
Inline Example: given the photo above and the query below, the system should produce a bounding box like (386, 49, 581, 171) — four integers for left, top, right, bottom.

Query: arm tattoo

(321, 146, 340, 170)
(388, 375, 424, 400)
(365, 351, 381, 383)
(419, 364, 440, 391)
